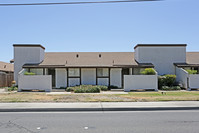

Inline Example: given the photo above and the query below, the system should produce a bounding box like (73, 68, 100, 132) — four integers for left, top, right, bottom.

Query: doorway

(48, 68, 56, 88)
(122, 68, 129, 88)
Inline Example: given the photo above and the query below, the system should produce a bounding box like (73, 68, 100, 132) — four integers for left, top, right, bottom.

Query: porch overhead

(174, 52, 199, 67)
(23, 52, 154, 68)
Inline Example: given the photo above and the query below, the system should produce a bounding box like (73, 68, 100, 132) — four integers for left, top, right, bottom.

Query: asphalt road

(0, 110, 199, 133)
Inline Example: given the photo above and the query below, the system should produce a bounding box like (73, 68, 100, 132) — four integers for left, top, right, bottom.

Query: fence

(18, 74, 52, 92)
(124, 74, 158, 92)
(175, 67, 189, 89)
(0, 72, 14, 87)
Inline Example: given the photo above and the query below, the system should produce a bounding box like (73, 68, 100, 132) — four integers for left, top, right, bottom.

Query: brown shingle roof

(23, 51, 199, 68)
(0, 61, 14, 72)
(186, 52, 199, 64)
(24, 52, 143, 68)
(43, 52, 137, 67)
(174, 52, 199, 67)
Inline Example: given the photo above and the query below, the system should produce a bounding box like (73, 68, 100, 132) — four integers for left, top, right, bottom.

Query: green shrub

(98, 85, 108, 91)
(74, 88, 85, 93)
(186, 69, 198, 74)
(158, 75, 177, 89)
(74, 86, 100, 93)
(66, 87, 75, 92)
(85, 87, 100, 93)
(140, 68, 156, 75)
(24, 72, 36, 75)
(158, 76, 166, 89)
(67, 85, 101, 93)
(8, 86, 18, 91)
(161, 86, 181, 91)
(172, 86, 181, 90)
(164, 75, 176, 87)
(161, 86, 170, 90)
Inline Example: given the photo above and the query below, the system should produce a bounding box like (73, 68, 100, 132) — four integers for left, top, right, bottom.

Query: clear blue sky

(0, 0, 199, 62)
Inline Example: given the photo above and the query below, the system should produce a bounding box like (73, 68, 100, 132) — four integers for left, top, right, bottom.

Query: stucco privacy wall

(188, 75, 199, 90)
(124, 75, 158, 92)
(135, 46, 186, 75)
(14, 45, 44, 84)
(18, 75, 52, 92)
(56, 68, 67, 88)
(175, 67, 188, 89)
(98, 78, 109, 86)
(110, 68, 121, 88)
(81, 68, 96, 85)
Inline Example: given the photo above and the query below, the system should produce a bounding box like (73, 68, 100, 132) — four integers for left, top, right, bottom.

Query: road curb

(0, 107, 199, 112)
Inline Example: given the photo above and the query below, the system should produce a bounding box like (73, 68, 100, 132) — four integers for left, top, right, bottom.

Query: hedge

(24, 72, 36, 75)
(161, 86, 181, 91)
(186, 69, 198, 74)
(158, 74, 177, 89)
(141, 68, 156, 75)
(66, 85, 108, 93)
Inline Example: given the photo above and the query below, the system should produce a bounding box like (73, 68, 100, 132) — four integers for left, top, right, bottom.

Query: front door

(122, 68, 129, 88)
(48, 68, 56, 88)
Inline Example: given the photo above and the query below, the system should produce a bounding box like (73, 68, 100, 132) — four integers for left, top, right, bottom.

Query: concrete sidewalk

(0, 101, 199, 112)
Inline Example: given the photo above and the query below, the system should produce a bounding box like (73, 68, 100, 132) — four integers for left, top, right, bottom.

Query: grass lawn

(0, 91, 199, 102)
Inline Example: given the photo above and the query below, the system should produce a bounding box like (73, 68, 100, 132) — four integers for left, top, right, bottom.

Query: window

(133, 68, 145, 75)
(97, 68, 108, 77)
(68, 68, 80, 77)
(30, 68, 43, 75)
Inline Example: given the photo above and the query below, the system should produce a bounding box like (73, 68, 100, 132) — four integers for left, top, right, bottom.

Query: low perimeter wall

(189, 74, 199, 90)
(175, 67, 199, 90)
(124, 75, 158, 92)
(18, 75, 52, 92)
(176, 67, 188, 89)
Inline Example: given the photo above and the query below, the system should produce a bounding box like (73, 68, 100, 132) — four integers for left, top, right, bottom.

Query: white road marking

(84, 127, 89, 130)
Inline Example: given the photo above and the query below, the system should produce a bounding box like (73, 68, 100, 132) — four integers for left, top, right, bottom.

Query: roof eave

(134, 44, 187, 49)
(174, 63, 199, 67)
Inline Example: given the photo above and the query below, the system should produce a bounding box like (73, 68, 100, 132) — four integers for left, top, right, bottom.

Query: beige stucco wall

(110, 68, 121, 88)
(81, 68, 96, 85)
(18, 75, 52, 92)
(124, 75, 158, 91)
(14, 46, 44, 84)
(135, 46, 186, 75)
(56, 68, 67, 88)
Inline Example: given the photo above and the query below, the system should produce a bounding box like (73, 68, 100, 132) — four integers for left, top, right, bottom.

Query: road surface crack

(0, 120, 37, 133)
